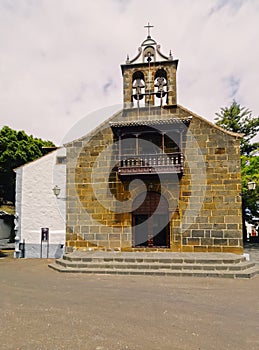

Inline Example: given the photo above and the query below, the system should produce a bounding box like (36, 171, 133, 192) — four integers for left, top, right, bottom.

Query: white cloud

(0, 0, 258, 145)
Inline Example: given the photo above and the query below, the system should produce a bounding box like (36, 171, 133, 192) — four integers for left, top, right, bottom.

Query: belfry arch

(154, 68, 168, 105)
(132, 71, 145, 107)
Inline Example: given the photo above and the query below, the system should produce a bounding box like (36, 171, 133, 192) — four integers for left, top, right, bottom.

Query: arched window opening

(132, 71, 145, 107)
(143, 46, 155, 63)
(154, 69, 168, 106)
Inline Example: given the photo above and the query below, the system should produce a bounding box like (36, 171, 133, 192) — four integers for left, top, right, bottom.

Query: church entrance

(132, 192, 170, 248)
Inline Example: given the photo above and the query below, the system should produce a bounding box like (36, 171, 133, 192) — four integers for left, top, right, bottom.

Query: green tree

(0, 126, 55, 203)
(241, 154, 259, 221)
(215, 100, 259, 156)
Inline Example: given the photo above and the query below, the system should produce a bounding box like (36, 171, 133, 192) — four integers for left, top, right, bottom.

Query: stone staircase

(48, 251, 259, 279)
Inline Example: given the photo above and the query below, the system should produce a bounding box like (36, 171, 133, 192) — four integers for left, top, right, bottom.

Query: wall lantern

(248, 181, 256, 191)
(52, 185, 61, 197)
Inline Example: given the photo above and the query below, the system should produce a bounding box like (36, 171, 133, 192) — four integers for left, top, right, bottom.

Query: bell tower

(121, 23, 178, 110)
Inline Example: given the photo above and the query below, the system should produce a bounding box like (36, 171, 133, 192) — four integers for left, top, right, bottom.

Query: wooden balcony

(118, 152, 183, 176)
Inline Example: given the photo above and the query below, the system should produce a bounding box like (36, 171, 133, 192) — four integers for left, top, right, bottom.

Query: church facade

(65, 29, 243, 254)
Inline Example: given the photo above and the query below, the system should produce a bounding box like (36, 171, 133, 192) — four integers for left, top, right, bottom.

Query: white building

(14, 148, 66, 258)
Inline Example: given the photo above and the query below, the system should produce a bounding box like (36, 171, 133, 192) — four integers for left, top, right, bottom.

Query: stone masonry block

(224, 230, 241, 239)
(188, 238, 200, 246)
(201, 238, 214, 245)
(194, 246, 208, 252)
(181, 246, 194, 252)
(192, 230, 205, 238)
(210, 230, 224, 238)
(228, 239, 239, 246)
(213, 238, 228, 246)
(222, 247, 243, 254)
(208, 246, 222, 253)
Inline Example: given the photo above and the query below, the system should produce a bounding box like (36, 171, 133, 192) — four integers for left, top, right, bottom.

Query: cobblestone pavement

(1, 245, 259, 350)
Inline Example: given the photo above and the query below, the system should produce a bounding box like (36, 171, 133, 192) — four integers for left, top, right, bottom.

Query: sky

(0, 0, 259, 145)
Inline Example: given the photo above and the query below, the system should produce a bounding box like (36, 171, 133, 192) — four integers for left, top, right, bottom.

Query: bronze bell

(156, 91, 166, 98)
(133, 93, 144, 100)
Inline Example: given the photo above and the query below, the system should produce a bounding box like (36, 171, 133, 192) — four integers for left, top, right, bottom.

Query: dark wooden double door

(132, 192, 170, 248)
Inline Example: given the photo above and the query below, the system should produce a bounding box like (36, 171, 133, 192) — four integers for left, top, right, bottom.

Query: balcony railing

(118, 152, 184, 176)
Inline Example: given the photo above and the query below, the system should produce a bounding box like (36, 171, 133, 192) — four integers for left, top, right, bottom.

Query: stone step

(62, 252, 246, 265)
(49, 252, 259, 278)
(54, 259, 255, 272)
(48, 262, 259, 279)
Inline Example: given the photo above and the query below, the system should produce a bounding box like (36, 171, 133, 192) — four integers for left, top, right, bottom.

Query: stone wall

(66, 105, 243, 253)
(179, 106, 243, 253)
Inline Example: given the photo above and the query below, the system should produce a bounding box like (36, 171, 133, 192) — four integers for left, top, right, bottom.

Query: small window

(143, 46, 155, 62)
(56, 156, 66, 164)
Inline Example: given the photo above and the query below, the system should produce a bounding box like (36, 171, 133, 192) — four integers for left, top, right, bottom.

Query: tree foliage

(0, 126, 55, 202)
(241, 154, 259, 221)
(215, 100, 259, 156)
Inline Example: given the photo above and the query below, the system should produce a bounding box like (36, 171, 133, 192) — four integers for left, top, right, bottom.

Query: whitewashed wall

(15, 148, 66, 258)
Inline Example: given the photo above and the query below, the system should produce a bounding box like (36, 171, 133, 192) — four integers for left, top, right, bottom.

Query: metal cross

(144, 22, 154, 37)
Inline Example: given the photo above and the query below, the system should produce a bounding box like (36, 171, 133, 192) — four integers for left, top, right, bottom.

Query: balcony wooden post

(162, 132, 165, 153)
(135, 134, 139, 156)
(118, 134, 122, 165)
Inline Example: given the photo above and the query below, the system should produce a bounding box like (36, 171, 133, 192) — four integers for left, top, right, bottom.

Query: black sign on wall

(41, 228, 49, 242)
(40, 228, 49, 258)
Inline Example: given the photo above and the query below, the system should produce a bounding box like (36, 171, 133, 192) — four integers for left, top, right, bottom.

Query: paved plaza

(0, 245, 259, 350)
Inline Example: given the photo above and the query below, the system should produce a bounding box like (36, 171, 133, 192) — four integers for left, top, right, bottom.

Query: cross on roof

(144, 22, 154, 38)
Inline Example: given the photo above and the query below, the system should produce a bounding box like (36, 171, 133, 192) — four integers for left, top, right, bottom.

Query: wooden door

(132, 192, 170, 248)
